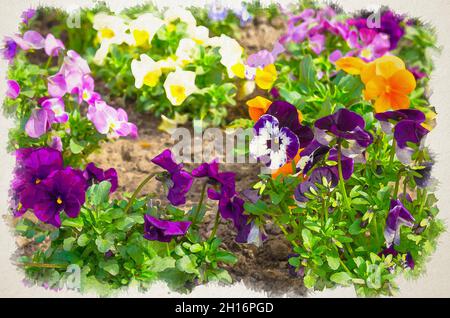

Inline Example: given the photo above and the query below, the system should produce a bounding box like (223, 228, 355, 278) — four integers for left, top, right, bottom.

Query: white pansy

(129, 13, 165, 47)
(175, 38, 200, 65)
(163, 7, 196, 28)
(93, 13, 131, 65)
(187, 25, 210, 45)
(209, 35, 244, 77)
(131, 54, 162, 89)
(156, 57, 178, 72)
(163, 69, 198, 106)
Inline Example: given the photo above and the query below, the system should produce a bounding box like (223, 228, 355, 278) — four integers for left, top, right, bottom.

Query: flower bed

(1, 2, 443, 297)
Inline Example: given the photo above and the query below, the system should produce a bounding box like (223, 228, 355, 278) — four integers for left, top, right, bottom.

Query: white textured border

(1, 0, 449, 297)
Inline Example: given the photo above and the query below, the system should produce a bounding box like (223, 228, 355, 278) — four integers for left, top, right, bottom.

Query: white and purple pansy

(384, 199, 415, 246)
(250, 101, 313, 170)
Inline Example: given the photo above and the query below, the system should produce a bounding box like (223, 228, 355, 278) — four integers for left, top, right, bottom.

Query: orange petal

(336, 57, 366, 75)
(389, 92, 410, 110)
(375, 55, 405, 79)
(389, 70, 416, 94)
(271, 151, 301, 179)
(246, 96, 272, 121)
(297, 109, 303, 123)
(365, 76, 387, 100)
(360, 62, 376, 84)
(374, 93, 391, 113)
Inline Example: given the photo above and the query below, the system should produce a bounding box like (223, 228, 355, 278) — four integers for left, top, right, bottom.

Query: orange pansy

(246, 96, 272, 121)
(271, 150, 302, 179)
(335, 57, 367, 75)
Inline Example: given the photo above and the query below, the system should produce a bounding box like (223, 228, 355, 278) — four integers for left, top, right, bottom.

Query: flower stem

(44, 55, 53, 70)
(209, 209, 221, 240)
(19, 262, 67, 269)
(393, 173, 401, 199)
(192, 181, 207, 225)
(389, 139, 397, 166)
(337, 142, 351, 214)
(124, 173, 157, 213)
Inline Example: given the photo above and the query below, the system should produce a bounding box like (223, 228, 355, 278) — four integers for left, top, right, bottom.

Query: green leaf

(127, 245, 144, 264)
(69, 139, 85, 154)
(61, 217, 84, 228)
(176, 255, 199, 275)
(298, 55, 317, 89)
(302, 228, 314, 250)
(303, 274, 316, 289)
(216, 251, 238, 264)
(101, 260, 119, 276)
(189, 243, 203, 253)
(330, 272, 352, 286)
(326, 256, 341, 271)
(146, 256, 176, 272)
(77, 234, 90, 247)
(63, 237, 76, 251)
(95, 238, 113, 253)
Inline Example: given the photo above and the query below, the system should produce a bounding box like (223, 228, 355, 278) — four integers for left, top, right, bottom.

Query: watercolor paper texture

(1, 0, 450, 298)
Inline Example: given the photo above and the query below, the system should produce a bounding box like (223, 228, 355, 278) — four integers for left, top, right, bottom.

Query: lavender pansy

(25, 107, 55, 138)
(151, 149, 193, 206)
(83, 162, 118, 193)
(44, 33, 65, 57)
(384, 199, 415, 246)
(41, 97, 68, 123)
(143, 215, 191, 242)
(21, 9, 36, 25)
(2, 37, 18, 62)
(6, 80, 20, 99)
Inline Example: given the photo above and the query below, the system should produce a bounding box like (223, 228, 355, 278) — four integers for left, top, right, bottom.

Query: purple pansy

(151, 149, 193, 206)
(6, 80, 20, 99)
(83, 162, 118, 193)
(31, 167, 86, 227)
(143, 215, 191, 242)
(44, 33, 65, 57)
(247, 42, 285, 68)
(379, 245, 399, 257)
(405, 252, 415, 269)
(233, 4, 252, 26)
(11, 147, 63, 216)
(2, 37, 18, 62)
(21, 9, 36, 25)
(375, 109, 425, 134)
(315, 108, 373, 149)
(25, 107, 55, 138)
(192, 159, 236, 201)
(13, 30, 45, 50)
(250, 101, 313, 170)
(87, 100, 138, 139)
(394, 120, 429, 149)
(384, 199, 415, 246)
(347, 28, 390, 61)
(309, 33, 325, 55)
(48, 135, 63, 152)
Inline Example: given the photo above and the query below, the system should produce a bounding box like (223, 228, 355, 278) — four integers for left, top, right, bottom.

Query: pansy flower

(314, 108, 373, 156)
(346, 28, 390, 61)
(384, 199, 415, 246)
(394, 120, 429, 164)
(40, 97, 69, 123)
(163, 69, 197, 106)
(246, 96, 272, 122)
(87, 100, 138, 139)
(129, 13, 165, 47)
(143, 215, 191, 243)
(250, 101, 313, 170)
(151, 149, 193, 206)
(131, 54, 162, 89)
(21, 8, 36, 25)
(83, 162, 118, 193)
(2, 37, 18, 62)
(25, 107, 55, 138)
(375, 109, 425, 134)
(12, 30, 45, 50)
(31, 167, 87, 227)
(11, 147, 63, 215)
(192, 159, 236, 200)
(44, 33, 65, 57)
(337, 55, 416, 112)
(6, 80, 20, 99)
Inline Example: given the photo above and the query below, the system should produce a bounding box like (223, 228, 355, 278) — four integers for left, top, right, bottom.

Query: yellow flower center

(170, 85, 187, 105)
(360, 49, 372, 60)
(166, 23, 176, 33)
(17, 202, 23, 211)
(100, 28, 115, 39)
(143, 70, 162, 87)
(133, 29, 150, 47)
(35, 178, 41, 184)
(56, 197, 63, 205)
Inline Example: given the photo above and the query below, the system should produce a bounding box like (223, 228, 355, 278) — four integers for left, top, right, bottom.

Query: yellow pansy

(163, 69, 198, 106)
(255, 64, 277, 90)
(131, 54, 162, 89)
(129, 13, 165, 47)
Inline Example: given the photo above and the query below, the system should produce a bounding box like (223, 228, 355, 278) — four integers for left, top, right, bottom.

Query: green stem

(389, 139, 397, 166)
(275, 219, 299, 248)
(20, 262, 67, 269)
(393, 173, 401, 199)
(209, 209, 221, 240)
(337, 142, 351, 213)
(124, 173, 157, 213)
(44, 55, 53, 70)
(192, 181, 207, 225)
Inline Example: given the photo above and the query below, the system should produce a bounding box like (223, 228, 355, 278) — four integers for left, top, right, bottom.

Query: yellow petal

(255, 64, 277, 90)
(143, 69, 162, 87)
(246, 96, 272, 121)
(336, 57, 366, 75)
(365, 76, 387, 100)
(375, 55, 405, 79)
(231, 63, 246, 79)
(374, 93, 391, 113)
(133, 29, 150, 47)
(360, 62, 376, 84)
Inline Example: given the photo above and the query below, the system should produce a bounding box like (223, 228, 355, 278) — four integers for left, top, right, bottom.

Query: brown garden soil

(11, 14, 307, 296)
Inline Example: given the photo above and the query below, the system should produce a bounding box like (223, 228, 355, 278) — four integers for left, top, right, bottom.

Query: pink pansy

(6, 80, 20, 99)
(44, 33, 65, 57)
(87, 100, 138, 139)
(48, 135, 63, 151)
(329, 49, 343, 63)
(47, 73, 67, 97)
(75, 74, 101, 105)
(346, 28, 390, 61)
(60, 50, 90, 76)
(25, 108, 55, 138)
(41, 97, 68, 123)
(309, 33, 325, 54)
(13, 30, 44, 50)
